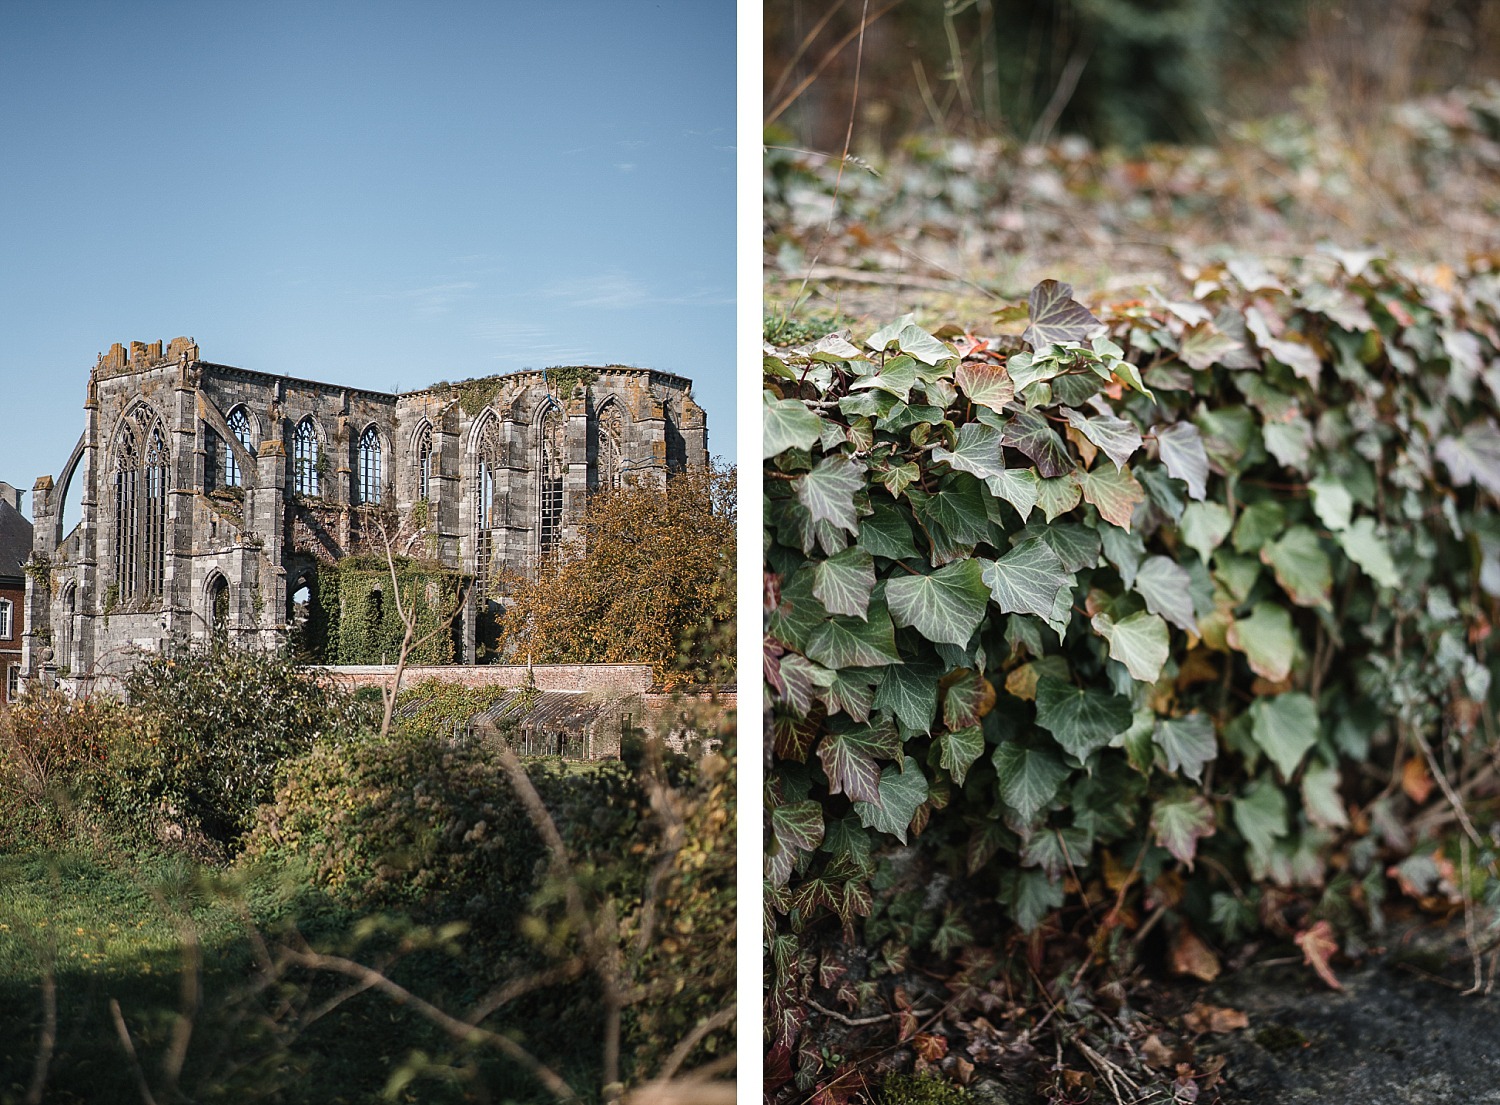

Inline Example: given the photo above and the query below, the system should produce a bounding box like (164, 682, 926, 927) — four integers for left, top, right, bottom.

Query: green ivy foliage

(312, 556, 464, 665)
(764, 258, 1500, 1048)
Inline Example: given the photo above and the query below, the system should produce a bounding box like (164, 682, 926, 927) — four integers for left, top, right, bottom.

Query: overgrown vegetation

(765, 265, 1500, 1096)
(0, 644, 735, 1101)
(309, 554, 465, 665)
(497, 463, 737, 686)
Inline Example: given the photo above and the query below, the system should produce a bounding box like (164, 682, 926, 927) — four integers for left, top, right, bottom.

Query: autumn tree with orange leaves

(493, 463, 735, 686)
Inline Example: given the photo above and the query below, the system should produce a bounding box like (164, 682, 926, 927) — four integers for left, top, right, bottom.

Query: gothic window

(224, 406, 252, 487)
(473, 415, 503, 599)
(596, 402, 624, 490)
(114, 405, 169, 602)
(209, 575, 229, 641)
(357, 426, 382, 504)
(664, 398, 687, 474)
(538, 401, 565, 557)
(293, 418, 320, 497)
(415, 422, 434, 501)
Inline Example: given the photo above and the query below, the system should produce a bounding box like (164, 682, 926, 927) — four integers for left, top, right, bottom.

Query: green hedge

(764, 255, 1500, 1048)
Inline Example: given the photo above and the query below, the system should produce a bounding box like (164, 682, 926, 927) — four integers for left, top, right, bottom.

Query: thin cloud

(377, 281, 478, 315)
(542, 274, 649, 310)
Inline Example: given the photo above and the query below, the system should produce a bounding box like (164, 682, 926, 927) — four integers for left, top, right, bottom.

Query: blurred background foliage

(767, 0, 1500, 151)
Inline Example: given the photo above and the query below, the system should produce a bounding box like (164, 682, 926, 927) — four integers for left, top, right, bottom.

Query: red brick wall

(0, 580, 24, 704)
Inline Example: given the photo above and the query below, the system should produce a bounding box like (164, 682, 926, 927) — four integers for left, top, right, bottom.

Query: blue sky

(0, 0, 736, 516)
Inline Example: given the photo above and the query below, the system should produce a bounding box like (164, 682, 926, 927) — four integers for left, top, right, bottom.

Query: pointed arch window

(473, 415, 503, 599)
(596, 402, 624, 490)
(224, 406, 252, 487)
(293, 418, 320, 496)
(114, 405, 169, 602)
(415, 423, 434, 502)
(357, 426, 382, 504)
(538, 401, 565, 557)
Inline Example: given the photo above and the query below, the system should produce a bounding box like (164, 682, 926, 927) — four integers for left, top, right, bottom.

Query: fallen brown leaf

(1170, 925, 1222, 982)
(1295, 919, 1344, 991)
(1402, 756, 1435, 804)
(1183, 1003, 1250, 1034)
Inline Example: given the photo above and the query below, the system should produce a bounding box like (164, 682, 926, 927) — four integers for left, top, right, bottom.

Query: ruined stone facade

(21, 339, 706, 691)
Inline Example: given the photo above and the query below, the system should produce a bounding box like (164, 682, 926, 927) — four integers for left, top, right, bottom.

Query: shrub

(764, 261, 1500, 1052)
(100, 647, 365, 853)
(0, 688, 123, 849)
(240, 728, 645, 935)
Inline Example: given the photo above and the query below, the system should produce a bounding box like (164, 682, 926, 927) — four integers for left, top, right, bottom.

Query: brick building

(21, 339, 706, 694)
(0, 482, 32, 703)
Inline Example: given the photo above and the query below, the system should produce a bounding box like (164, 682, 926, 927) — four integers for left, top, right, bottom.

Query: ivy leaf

(1154, 713, 1218, 782)
(1261, 526, 1332, 609)
(1338, 517, 1400, 588)
(1018, 521, 1101, 573)
(1000, 867, 1066, 933)
(1233, 777, 1289, 872)
(795, 456, 865, 537)
(1133, 555, 1198, 634)
(938, 724, 985, 786)
(980, 538, 1071, 620)
(1436, 419, 1500, 496)
(853, 760, 929, 844)
(1308, 474, 1353, 532)
(1262, 417, 1314, 473)
(993, 741, 1070, 822)
(986, 468, 1040, 523)
(932, 421, 1007, 480)
(1232, 500, 1286, 555)
(858, 501, 918, 560)
(1005, 350, 1069, 393)
(773, 653, 836, 718)
(1226, 602, 1296, 683)
(866, 317, 953, 366)
(818, 724, 899, 805)
(942, 669, 996, 729)
(804, 598, 903, 669)
(849, 355, 918, 400)
(885, 559, 991, 646)
(1035, 675, 1133, 759)
(1020, 826, 1094, 880)
(1245, 307, 1321, 385)
(811, 546, 876, 619)
(872, 657, 943, 734)
(1035, 474, 1082, 522)
(1077, 464, 1145, 530)
(955, 362, 1015, 412)
(1301, 760, 1349, 829)
(768, 800, 824, 887)
(1099, 524, 1146, 588)
(1156, 422, 1210, 500)
(1151, 792, 1217, 867)
(1178, 321, 1244, 371)
(823, 668, 877, 722)
(764, 391, 823, 458)
(1092, 611, 1170, 683)
(1250, 693, 1320, 778)
(1023, 279, 1102, 349)
(1001, 411, 1074, 478)
(1062, 409, 1142, 470)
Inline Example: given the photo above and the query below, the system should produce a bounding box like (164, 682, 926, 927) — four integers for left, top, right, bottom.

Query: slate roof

(0, 498, 32, 582)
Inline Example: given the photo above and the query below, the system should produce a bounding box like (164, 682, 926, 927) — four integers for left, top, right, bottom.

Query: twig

(655, 1003, 736, 1082)
(108, 1000, 160, 1105)
(23, 963, 55, 1105)
(805, 997, 937, 1027)
(282, 948, 580, 1103)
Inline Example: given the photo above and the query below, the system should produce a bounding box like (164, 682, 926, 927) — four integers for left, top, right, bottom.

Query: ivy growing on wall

(312, 555, 466, 665)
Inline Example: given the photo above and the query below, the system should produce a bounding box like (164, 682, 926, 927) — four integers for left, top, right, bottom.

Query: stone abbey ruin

(19, 338, 706, 693)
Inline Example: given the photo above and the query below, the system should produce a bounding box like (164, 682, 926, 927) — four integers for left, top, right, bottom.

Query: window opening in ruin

(58, 583, 74, 664)
(538, 402, 564, 558)
(596, 402, 623, 490)
(293, 418, 320, 497)
(473, 416, 502, 599)
(209, 576, 229, 641)
(113, 406, 169, 603)
(225, 406, 252, 487)
(416, 423, 433, 501)
(357, 426, 382, 504)
(665, 399, 687, 474)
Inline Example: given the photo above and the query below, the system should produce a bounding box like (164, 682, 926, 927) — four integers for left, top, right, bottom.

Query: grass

(0, 846, 599, 1104)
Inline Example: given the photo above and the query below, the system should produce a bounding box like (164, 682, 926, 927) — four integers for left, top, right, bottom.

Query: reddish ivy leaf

(1024, 279, 1103, 349)
(1295, 920, 1344, 991)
